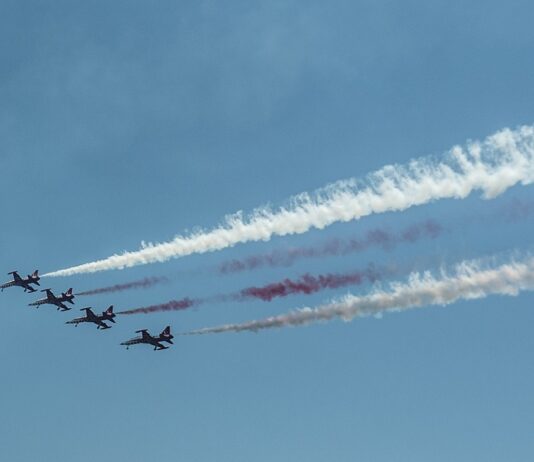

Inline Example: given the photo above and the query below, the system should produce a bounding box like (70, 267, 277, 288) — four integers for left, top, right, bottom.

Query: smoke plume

(219, 220, 441, 273)
(183, 254, 534, 335)
(117, 297, 198, 315)
(77, 276, 169, 296)
(239, 265, 384, 301)
(117, 264, 390, 315)
(43, 125, 534, 277)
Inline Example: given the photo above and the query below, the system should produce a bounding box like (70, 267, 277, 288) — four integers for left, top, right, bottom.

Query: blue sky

(1, 1, 534, 461)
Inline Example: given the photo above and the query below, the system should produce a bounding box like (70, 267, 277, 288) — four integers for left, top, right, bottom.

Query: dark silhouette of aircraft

(1, 270, 40, 293)
(29, 288, 75, 311)
(66, 306, 116, 329)
(121, 326, 173, 351)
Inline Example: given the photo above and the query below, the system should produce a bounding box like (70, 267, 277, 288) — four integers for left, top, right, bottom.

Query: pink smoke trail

(218, 220, 441, 274)
(77, 276, 169, 296)
(117, 264, 391, 315)
(239, 265, 383, 301)
(117, 297, 198, 315)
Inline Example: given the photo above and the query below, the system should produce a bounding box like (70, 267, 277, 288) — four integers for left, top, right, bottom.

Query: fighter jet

(1, 270, 40, 293)
(29, 288, 75, 311)
(121, 326, 174, 351)
(66, 306, 116, 329)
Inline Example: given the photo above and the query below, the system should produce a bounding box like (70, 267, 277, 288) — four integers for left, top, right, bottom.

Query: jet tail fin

(161, 325, 171, 337)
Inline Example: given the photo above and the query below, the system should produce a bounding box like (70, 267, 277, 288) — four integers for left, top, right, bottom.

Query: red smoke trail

(219, 219, 442, 274)
(117, 297, 198, 315)
(117, 265, 390, 315)
(238, 265, 384, 301)
(77, 276, 169, 296)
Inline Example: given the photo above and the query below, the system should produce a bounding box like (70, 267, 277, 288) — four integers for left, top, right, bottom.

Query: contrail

(44, 125, 534, 277)
(219, 219, 442, 273)
(183, 254, 534, 335)
(117, 264, 392, 315)
(76, 276, 169, 296)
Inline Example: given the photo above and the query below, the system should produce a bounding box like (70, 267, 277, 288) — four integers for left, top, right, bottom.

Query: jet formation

(3, 270, 174, 351)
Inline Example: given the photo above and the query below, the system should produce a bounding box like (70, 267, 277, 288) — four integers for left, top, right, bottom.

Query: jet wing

(11, 272, 22, 282)
(58, 302, 71, 311)
(21, 283, 36, 292)
(84, 308, 97, 320)
(135, 329, 150, 341)
(44, 289, 55, 300)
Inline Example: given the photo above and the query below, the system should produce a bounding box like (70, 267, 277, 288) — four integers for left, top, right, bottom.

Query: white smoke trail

(183, 254, 534, 335)
(44, 125, 534, 277)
